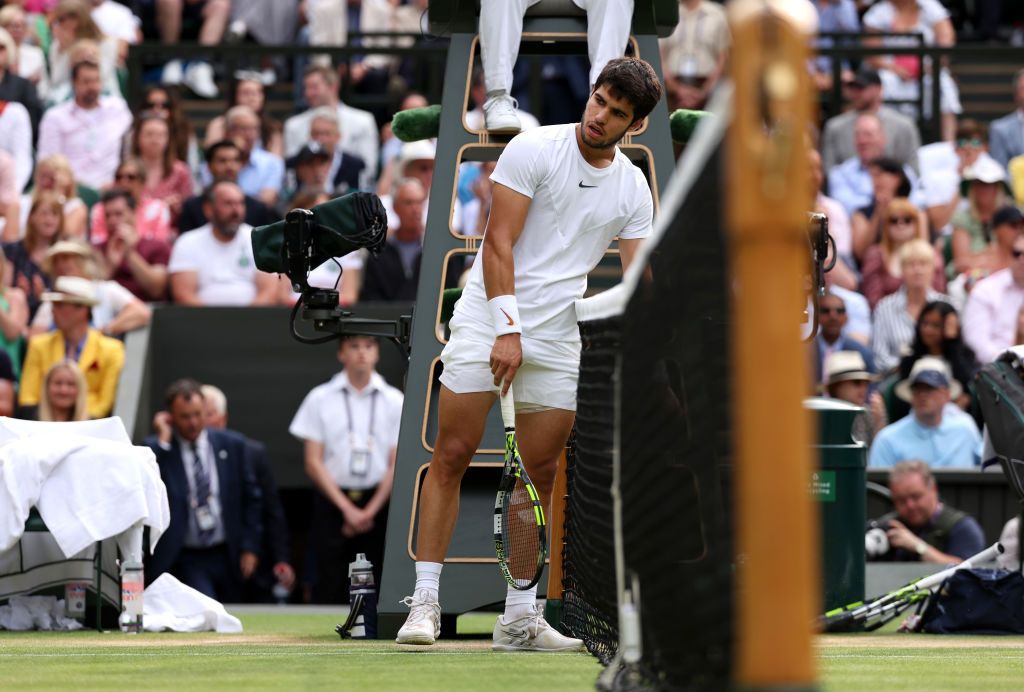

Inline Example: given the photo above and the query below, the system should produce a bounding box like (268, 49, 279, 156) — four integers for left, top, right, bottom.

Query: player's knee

(527, 456, 559, 494)
(430, 436, 476, 481)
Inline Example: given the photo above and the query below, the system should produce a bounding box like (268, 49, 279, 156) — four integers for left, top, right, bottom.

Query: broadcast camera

(250, 192, 412, 350)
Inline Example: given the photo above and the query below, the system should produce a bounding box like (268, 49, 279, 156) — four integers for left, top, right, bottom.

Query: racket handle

(500, 390, 515, 429)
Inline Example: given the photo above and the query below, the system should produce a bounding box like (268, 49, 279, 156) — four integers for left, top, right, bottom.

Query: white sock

(503, 583, 538, 622)
(414, 561, 443, 602)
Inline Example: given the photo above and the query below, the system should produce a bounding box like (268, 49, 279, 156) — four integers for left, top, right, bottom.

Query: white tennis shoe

(395, 589, 441, 645)
(483, 95, 522, 133)
(492, 607, 584, 652)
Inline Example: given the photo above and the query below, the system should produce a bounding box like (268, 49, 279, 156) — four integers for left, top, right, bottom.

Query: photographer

(868, 460, 984, 564)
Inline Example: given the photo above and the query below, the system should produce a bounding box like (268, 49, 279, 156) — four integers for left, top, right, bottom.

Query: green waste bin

(806, 397, 867, 612)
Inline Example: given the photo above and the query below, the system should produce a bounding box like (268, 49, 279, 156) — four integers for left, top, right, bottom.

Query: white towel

(0, 595, 84, 631)
(142, 573, 243, 633)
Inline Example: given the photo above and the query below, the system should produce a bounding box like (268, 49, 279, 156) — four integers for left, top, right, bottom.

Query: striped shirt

(871, 287, 951, 372)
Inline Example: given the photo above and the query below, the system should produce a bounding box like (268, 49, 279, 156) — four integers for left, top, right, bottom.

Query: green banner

(810, 470, 836, 503)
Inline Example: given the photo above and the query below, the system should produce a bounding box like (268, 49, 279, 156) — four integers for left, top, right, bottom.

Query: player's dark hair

(165, 378, 204, 409)
(593, 57, 662, 122)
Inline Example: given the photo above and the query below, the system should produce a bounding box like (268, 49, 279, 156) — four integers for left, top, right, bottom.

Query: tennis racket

(493, 390, 548, 590)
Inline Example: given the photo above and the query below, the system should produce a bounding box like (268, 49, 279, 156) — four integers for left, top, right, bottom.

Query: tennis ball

(865, 527, 889, 557)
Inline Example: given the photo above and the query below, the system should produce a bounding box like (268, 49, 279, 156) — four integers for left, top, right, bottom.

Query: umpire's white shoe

(395, 589, 441, 645)
(492, 607, 584, 652)
(483, 95, 522, 133)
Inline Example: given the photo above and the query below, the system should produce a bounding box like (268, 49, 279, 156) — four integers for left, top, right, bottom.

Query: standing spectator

(289, 335, 403, 602)
(820, 68, 921, 173)
(0, 250, 27, 378)
(949, 158, 1011, 278)
(868, 357, 981, 468)
(0, 7, 50, 100)
(0, 25, 42, 136)
(96, 188, 171, 302)
(145, 379, 263, 601)
(988, 69, 1024, 172)
(156, 0, 230, 99)
(283, 65, 379, 181)
(130, 112, 194, 229)
(201, 383, 295, 604)
(47, 0, 122, 104)
(202, 105, 284, 208)
(4, 191, 63, 319)
(23, 155, 88, 238)
(361, 179, 425, 303)
(37, 359, 88, 421)
(659, 0, 729, 111)
(168, 180, 277, 306)
(37, 60, 133, 190)
(88, 159, 172, 244)
(872, 239, 951, 372)
(962, 233, 1024, 364)
(0, 55, 34, 193)
(850, 158, 915, 263)
(18, 275, 125, 418)
(178, 140, 279, 233)
(813, 291, 876, 385)
(203, 74, 284, 158)
(308, 108, 367, 195)
(860, 197, 945, 309)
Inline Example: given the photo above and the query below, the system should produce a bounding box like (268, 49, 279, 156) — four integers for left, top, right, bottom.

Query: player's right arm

(482, 183, 531, 396)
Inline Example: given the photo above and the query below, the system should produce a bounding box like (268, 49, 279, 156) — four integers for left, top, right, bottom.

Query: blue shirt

(813, 0, 860, 74)
(869, 413, 982, 469)
(827, 157, 926, 216)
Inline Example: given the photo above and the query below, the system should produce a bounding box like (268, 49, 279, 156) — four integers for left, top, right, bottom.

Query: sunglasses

(956, 138, 983, 148)
(888, 215, 915, 225)
(145, 100, 170, 109)
(115, 172, 140, 181)
(820, 307, 846, 315)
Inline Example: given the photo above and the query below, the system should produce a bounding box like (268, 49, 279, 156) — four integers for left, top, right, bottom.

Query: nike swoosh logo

(500, 308, 514, 326)
(578, 181, 597, 188)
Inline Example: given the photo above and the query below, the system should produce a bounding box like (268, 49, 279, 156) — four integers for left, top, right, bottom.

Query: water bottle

(347, 553, 377, 639)
(65, 582, 88, 620)
(272, 581, 290, 605)
(119, 560, 144, 634)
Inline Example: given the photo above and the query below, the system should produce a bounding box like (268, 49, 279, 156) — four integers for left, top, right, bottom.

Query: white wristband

(489, 295, 522, 336)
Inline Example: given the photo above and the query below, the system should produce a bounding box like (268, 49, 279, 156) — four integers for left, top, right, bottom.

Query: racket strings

(501, 477, 542, 587)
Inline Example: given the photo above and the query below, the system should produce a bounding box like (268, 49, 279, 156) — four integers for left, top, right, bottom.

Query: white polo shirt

(451, 124, 653, 341)
(168, 223, 258, 306)
(288, 371, 404, 490)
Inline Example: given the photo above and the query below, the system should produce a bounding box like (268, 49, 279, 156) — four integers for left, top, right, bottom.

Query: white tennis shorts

(439, 319, 581, 412)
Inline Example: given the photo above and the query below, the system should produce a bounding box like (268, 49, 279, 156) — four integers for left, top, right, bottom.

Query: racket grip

(500, 391, 515, 429)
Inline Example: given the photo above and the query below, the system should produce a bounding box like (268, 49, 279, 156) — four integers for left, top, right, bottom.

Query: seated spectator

(89, 0, 142, 46)
(379, 139, 434, 228)
(810, 148, 852, 266)
(179, 140, 279, 233)
(136, 84, 200, 174)
(32, 238, 151, 336)
(157, 0, 229, 99)
(47, 1, 122, 104)
(22, 155, 88, 238)
(454, 161, 497, 237)
(0, 7, 50, 100)
(361, 179, 425, 302)
(949, 157, 1011, 278)
(826, 280, 872, 345)
(850, 158, 916, 264)
(987, 69, 1024, 171)
(130, 111, 194, 230)
(659, 0, 729, 112)
(201, 106, 284, 208)
(872, 239, 951, 372)
(822, 350, 886, 443)
(869, 460, 985, 563)
(0, 250, 27, 378)
(18, 275, 125, 418)
(918, 118, 994, 233)
(868, 357, 980, 468)
(809, 0, 859, 92)
(0, 150, 18, 241)
(95, 188, 171, 302)
(0, 25, 42, 135)
(203, 73, 284, 158)
(168, 180, 277, 306)
(828, 113, 922, 218)
(88, 159, 172, 244)
(37, 358, 88, 421)
(284, 143, 333, 202)
(813, 290, 876, 385)
(862, 0, 961, 142)
(962, 232, 1024, 364)
(381, 91, 428, 174)
(0, 365, 13, 416)
(284, 65, 378, 181)
(37, 60, 132, 190)
(4, 191, 63, 319)
(977, 205, 1024, 275)
(894, 301, 977, 421)
(308, 108, 367, 195)
(860, 196, 945, 310)
(201, 383, 295, 603)
(0, 50, 34, 193)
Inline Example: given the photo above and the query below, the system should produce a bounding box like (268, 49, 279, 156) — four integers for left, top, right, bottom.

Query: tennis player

(396, 57, 662, 650)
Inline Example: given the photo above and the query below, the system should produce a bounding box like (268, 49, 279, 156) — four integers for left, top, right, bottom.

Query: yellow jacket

(19, 328, 126, 418)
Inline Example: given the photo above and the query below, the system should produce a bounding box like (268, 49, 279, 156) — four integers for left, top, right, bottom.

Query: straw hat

(824, 351, 875, 387)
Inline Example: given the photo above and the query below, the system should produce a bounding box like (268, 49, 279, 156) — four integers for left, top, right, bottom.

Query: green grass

(3, 614, 1024, 690)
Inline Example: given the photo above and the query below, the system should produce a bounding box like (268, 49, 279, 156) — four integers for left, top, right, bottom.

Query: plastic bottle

(65, 582, 88, 620)
(119, 560, 144, 634)
(348, 553, 377, 639)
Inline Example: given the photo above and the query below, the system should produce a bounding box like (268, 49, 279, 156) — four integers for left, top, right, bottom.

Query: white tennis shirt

(452, 124, 653, 341)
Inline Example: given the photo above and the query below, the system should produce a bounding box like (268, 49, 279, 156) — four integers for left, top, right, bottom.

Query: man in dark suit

(813, 291, 876, 385)
(308, 108, 366, 194)
(145, 379, 263, 602)
(989, 69, 1024, 171)
(360, 179, 425, 302)
(178, 141, 280, 233)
